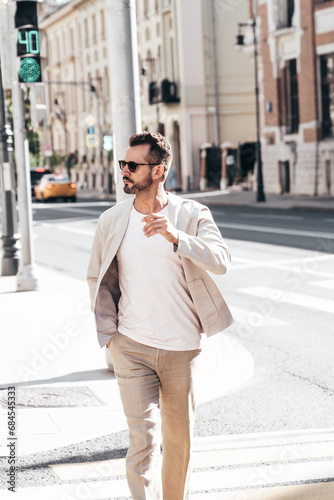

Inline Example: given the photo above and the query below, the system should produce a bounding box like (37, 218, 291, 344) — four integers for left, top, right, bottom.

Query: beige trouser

(108, 332, 202, 500)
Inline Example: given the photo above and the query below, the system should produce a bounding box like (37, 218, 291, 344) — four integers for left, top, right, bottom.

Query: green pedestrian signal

(18, 57, 41, 83)
(15, 1, 42, 83)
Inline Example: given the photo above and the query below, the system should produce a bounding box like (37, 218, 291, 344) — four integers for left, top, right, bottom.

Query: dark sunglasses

(118, 160, 157, 173)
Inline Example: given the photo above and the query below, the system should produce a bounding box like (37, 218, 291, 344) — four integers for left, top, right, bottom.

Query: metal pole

(105, 0, 141, 203)
(12, 81, 38, 290)
(7, 0, 38, 290)
(252, 12, 265, 202)
(211, 0, 221, 147)
(0, 58, 19, 276)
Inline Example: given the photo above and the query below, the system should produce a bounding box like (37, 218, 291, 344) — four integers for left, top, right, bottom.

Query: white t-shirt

(116, 205, 202, 350)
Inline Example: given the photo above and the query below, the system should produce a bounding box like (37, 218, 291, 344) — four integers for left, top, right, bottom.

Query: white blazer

(87, 192, 234, 347)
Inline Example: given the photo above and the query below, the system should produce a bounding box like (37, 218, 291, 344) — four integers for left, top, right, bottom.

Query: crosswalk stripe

(192, 441, 334, 468)
(49, 441, 334, 482)
(310, 279, 334, 290)
(238, 286, 334, 314)
(191, 459, 334, 491)
(3, 431, 334, 499)
(191, 481, 334, 500)
(229, 306, 288, 326)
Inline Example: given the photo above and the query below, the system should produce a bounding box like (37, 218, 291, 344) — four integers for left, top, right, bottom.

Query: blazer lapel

(167, 192, 182, 228)
(98, 197, 134, 285)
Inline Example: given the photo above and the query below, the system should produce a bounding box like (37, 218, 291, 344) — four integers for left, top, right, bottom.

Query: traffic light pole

(8, 0, 38, 290)
(0, 59, 19, 276)
(12, 80, 37, 291)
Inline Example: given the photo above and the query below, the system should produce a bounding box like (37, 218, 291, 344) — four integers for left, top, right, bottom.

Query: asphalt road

(29, 199, 334, 435)
(31, 199, 334, 258)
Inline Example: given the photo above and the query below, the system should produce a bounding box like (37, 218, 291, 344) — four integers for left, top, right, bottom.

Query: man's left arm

(176, 206, 231, 275)
(142, 206, 231, 275)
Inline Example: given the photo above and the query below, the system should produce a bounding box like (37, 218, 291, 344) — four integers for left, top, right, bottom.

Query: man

(87, 132, 233, 500)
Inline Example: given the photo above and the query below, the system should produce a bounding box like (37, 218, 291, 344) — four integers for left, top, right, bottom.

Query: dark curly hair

(129, 132, 173, 182)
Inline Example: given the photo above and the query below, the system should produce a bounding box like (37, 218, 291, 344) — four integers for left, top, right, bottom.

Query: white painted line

(192, 428, 334, 451)
(181, 190, 230, 199)
(217, 222, 334, 240)
(32, 201, 114, 209)
(192, 442, 334, 468)
(34, 222, 95, 237)
(240, 213, 303, 220)
(310, 279, 334, 290)
(54, 225, 95, 237)
(265, 253, 334, 267)
(35, 217, 98, 225)
(229, 306, 288, 327)
(191, 482, 334, 500)
(191, 459, 334, 492)
(238, 286, 334, 314)
(48, 441, 334, 481)
(4, 459, 334, 499)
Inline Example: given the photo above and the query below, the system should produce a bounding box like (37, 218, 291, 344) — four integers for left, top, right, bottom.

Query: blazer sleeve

(87, 218, 103, 310)
(175, 206, 231, 275)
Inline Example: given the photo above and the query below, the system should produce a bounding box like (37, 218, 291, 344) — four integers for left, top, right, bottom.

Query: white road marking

(181, 190, 229, 198)
(35, 222, 95, 237)
(55, 225, 95, 237)
(32, 201, 113, 209)
(217, 222, 334, 239)
(310, 279, 334, 290)
(3, 429, 334, 498)
(229, 306, 288, 326)
(238, 286, 334, 314)
(239, 213, 303, 220)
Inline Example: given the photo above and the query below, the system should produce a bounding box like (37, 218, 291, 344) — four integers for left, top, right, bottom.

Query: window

(84, 18, 89, 46)
(101, 10, 105, 37)
(280, 59, 299, 133)
(273, 0, 294, 29)
(287, 0, 294, 27)
(321, 54, 334, 137)
(144, 0, 149, 17)
(70, 28, 74, 55)
(92, 14, 96, 40)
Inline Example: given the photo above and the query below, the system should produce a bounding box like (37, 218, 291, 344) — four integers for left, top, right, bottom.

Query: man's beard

(123, 172, 153, 194)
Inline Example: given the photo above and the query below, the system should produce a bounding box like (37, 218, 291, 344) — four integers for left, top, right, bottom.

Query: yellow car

(35, 174, 77, 202)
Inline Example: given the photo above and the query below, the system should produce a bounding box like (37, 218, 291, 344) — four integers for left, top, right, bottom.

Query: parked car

(30, 168, 52, 196)
(34, 174, 77, 202)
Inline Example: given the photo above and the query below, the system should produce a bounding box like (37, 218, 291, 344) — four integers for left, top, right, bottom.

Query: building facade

(38, 0, 256, 192)
(137, 0, 256, 191)
(39, 0, 112, 190)
(251, 0, 334, 195)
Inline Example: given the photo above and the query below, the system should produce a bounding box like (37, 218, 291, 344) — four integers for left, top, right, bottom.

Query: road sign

(85, 114, 96, 127)
(103, 135, 113, 151)
(86, 134, 98, 148)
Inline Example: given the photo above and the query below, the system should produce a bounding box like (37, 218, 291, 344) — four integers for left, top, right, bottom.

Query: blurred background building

(32, 0, 334, 196)
(247, 0, 334, 196)
(37, 0, 256, 193)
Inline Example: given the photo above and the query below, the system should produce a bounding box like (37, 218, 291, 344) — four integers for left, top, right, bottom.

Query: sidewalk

(77, 186, 334, 211)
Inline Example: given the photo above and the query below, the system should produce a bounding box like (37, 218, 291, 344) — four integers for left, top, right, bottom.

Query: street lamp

(236, 14, 265, 202)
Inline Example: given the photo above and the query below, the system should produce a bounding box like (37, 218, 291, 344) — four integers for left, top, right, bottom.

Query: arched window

(144, 0, 149, 17)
